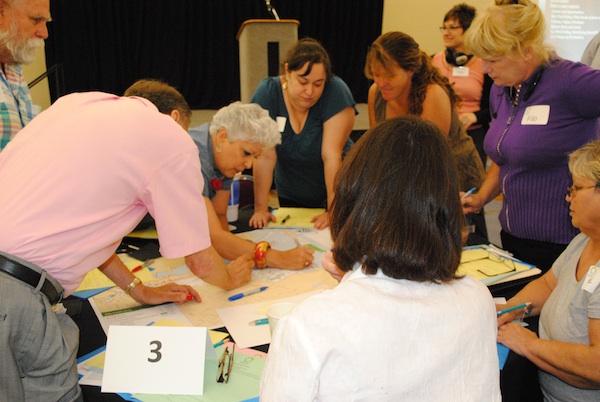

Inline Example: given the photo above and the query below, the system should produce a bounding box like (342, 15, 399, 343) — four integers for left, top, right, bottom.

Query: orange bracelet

(254, 241, 270, 269)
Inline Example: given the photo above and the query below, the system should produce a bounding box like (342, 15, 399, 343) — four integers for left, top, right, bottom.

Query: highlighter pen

(228, 286, 269, 301)
(461, 187, 477, 199)
(497, 302, 531, 316)
(248, 318, 269, 326)
(281, 214, 291, 224)
(214, 337, 231, 348)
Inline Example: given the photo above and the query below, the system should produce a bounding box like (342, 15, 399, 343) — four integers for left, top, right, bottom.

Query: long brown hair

(365, 32, 459, 115)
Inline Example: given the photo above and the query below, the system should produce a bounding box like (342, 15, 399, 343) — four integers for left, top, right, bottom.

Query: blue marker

(248, 318, 269, 326)
(228, 286, 268, 301)
(461, 187, 477, 198)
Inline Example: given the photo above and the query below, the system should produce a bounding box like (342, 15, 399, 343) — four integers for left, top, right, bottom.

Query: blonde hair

(464, 0, 553, 63)
(569, 140, 600, 185)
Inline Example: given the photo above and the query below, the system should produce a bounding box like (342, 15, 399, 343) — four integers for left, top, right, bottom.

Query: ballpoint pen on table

(132, 258, 155, 273)
(248, 318, 269, 326)
(497, 302, 531, 316)
(228, 286, 268, 301)
(461, 187, 477, 198)
(281, 214, 291, 224)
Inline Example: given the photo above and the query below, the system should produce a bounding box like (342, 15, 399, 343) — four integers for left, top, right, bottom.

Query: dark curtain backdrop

(45, 0, 383, 109)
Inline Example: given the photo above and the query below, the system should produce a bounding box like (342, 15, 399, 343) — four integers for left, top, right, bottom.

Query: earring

(282, 81, 288, 90)
(216, 144, 222, 153)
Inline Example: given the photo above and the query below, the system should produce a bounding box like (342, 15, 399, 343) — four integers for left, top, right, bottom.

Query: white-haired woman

(189, 101, 315, 270)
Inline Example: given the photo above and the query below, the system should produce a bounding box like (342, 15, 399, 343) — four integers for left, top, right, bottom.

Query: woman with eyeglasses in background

(461, 0, 600, 272)
(496, 139, 600, 402)
(432, 3, 493, 166)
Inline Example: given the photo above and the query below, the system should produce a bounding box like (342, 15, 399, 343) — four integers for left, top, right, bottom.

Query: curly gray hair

(209, 102, 281, 149)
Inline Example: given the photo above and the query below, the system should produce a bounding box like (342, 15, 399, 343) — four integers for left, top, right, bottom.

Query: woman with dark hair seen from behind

(365, 31, 487, 245)
(462, 0, 600, 272)
(260, 116, 500, 401)
(250, 38, 356, 230)
(432, 3, 493, 165)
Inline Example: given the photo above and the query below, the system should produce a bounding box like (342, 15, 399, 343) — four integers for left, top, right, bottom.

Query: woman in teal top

(249, 38, 357, 230)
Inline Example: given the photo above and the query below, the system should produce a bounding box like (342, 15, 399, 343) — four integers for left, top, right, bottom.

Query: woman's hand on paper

(268, 246, 315, 270)
(249, 209, 276, 229)
(311, 211, 330, 230)
(497, 321, 538, 356)
(227, 254, 254, 287)
(131, 282, 202, 305)
(322, 250, 345, 282)
(496, 304, 521, 327)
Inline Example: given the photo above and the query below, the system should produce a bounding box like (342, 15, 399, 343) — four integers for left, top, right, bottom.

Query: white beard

(0, 21, 45, 65)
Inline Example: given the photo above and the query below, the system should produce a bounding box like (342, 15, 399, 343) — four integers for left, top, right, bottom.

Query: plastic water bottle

(226, 173, 241, 222)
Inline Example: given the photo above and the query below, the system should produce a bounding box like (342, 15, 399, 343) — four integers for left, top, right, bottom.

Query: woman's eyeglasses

(477, 252, 516, 277)
(567, 184, 598, 197)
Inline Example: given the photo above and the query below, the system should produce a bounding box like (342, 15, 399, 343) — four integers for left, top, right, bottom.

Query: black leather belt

(0, 254, 63, 305)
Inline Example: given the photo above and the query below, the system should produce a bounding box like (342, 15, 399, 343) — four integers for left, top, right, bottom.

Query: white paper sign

(102, 325, 216, 395)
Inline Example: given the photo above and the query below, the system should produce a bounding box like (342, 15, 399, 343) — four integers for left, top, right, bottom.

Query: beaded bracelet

(254, 241, 270, 269)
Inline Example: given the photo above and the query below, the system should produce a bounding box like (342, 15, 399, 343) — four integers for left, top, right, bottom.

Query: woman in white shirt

(260, 116, 501, 401)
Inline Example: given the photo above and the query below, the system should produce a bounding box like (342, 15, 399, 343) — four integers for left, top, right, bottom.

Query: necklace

(511, 84, 522, 106)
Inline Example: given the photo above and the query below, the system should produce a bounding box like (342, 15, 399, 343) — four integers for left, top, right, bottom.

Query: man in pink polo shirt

(0, 82, 253, 401)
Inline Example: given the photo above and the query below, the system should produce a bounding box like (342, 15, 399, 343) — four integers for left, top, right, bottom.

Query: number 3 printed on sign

(148, 340, 162, 362)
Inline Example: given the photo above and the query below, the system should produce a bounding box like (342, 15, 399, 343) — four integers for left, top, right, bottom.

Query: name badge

(521, 105, 550, 125)
(582, 265, 600, 293)
(276, 116, 286, 132)
(452, 66, 469, 77)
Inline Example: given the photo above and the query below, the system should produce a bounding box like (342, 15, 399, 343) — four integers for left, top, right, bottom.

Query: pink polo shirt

(0, 92, 211, 295)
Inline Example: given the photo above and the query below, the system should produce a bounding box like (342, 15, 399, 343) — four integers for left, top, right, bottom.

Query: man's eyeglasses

(216, 345, 235, 383)
(439, 25, 463, 32)
(567, 184, 598, 197)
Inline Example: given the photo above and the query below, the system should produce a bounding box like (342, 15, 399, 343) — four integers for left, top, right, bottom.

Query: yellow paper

(127, 227, 159, 239)
(268, 207, 326, 228)
(457, 257, 530, 280)
(75, 256, 155, 292)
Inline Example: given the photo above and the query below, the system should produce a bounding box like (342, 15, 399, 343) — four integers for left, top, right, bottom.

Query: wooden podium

(237, 19, 299, 103)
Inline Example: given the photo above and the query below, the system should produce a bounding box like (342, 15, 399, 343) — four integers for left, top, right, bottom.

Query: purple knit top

(485, 58, 600, 245)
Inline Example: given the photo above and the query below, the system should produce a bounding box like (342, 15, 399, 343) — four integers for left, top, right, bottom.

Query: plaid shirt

(0, 64, 38, 151)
